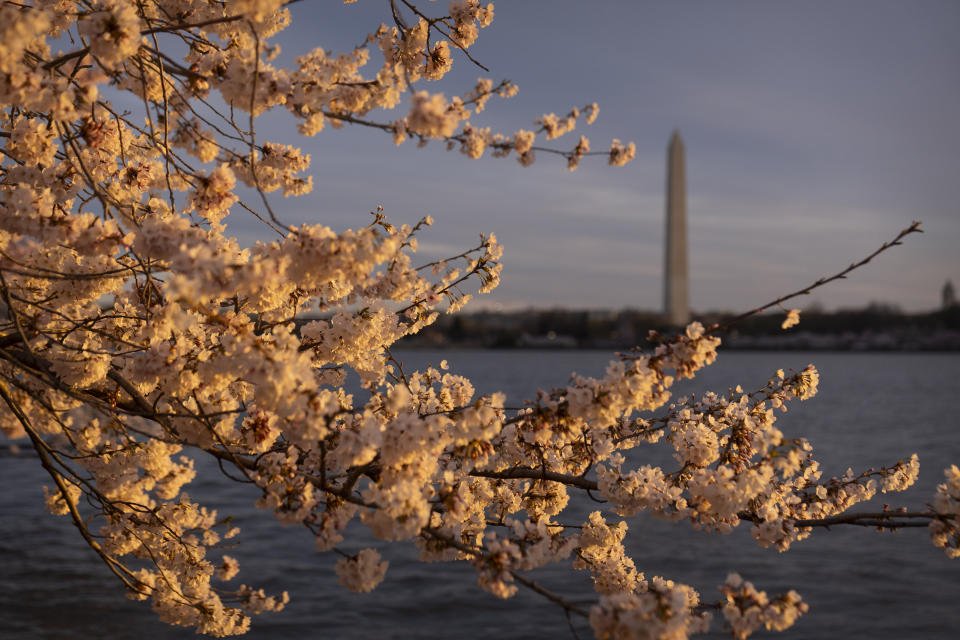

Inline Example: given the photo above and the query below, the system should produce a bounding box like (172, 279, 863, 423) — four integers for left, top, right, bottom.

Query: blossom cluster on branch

(0, 0, 951, 638)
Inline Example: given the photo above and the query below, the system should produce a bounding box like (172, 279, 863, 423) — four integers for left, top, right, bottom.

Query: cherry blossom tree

(0, 1, 956, 638)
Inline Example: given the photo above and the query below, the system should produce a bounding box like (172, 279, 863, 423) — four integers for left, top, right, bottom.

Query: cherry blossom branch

(397, 0, 491, 72)
(422, 526, 591, 618)
(0, 380, 142, 591)
(470, 467, 599, 491)
(704, 221, 923, 335)
(787, 511, 937, 529)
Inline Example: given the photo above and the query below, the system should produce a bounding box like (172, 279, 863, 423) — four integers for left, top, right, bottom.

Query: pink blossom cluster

(931, 465, 960, 557)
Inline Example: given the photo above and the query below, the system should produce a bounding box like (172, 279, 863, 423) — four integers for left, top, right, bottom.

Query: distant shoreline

(389, 306, 960, 352)
(392, 342, 960, 352)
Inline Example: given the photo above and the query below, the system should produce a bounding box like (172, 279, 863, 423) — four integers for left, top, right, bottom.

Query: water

(2, 351, 959, 639)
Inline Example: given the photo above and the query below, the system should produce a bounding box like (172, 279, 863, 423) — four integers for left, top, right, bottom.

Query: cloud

(229, 1, 960, 313)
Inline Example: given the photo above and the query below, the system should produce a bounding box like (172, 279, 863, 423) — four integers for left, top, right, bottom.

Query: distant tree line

(396, 305, 960, 350)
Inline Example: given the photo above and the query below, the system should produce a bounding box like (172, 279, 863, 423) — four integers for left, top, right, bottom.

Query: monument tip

(669, 129, 684, 150)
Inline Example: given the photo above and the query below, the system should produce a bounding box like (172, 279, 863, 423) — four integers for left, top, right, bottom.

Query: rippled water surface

(2, 351, 959, 639)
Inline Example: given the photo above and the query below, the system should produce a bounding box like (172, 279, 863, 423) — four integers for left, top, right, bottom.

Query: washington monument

(664, 130, 689, 326)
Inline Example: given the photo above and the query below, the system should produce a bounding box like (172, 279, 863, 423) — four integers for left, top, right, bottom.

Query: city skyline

(237, 1, 959, 313)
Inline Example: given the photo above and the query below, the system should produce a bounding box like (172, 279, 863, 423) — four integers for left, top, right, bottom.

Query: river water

(2, 351, 959, 639)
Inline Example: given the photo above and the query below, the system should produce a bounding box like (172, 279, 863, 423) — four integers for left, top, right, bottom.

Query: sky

(239, 0, 960, 313)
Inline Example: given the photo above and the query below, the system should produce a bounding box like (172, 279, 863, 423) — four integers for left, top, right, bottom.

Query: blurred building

(943, 280, 956, 309)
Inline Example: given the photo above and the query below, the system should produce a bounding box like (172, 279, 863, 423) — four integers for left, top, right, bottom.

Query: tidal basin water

(2, 350, 959, 639)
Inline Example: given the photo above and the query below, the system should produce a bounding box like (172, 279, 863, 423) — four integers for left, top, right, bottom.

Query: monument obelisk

(664, 130, 689, 326)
